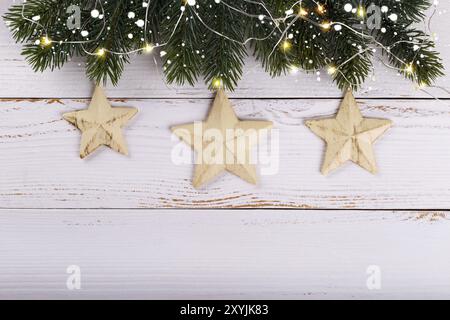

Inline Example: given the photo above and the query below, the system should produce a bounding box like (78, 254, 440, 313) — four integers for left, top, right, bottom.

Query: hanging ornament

(306, 90, 392, 175)
(172, 89, 273, 188)
(63, 86, 138, 159)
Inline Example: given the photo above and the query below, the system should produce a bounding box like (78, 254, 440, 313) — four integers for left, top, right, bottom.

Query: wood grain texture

(2, 97, 450, 209)
(0, 209, 449, 300)
(0, 0, 449, 99)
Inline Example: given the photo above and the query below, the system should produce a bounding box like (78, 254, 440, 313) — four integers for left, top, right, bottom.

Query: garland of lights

(4, 0, 444, 91)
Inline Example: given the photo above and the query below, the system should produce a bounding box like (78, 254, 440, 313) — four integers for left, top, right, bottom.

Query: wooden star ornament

(172, 89, 273, 188)
(306, 90, 392, 175)
(63, 86, 138, 159)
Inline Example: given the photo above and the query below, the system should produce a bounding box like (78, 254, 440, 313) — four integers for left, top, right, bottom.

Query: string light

(321, 21, 331, 30)
(289, 65, 299, 74)
(281, 40, 291, 51)
(212, 78, 223, 89)
(418, 82, 427, 89)
(405, 63, 414, 74)
(298, 8, 308, 17)
(96, 48, 106, 57)
(327, 65, 337, 75)
(19, 0, 437, 91)
(41, 36, 52, 47)
(144, 43, 154, 53)
(317, 4, 325, 14)
(357, 7, 365, 18)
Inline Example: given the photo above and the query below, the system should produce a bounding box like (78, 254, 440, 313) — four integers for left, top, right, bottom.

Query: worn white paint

(0, 210, 449, 300)
(1, 1, 450, 299)
(1, 98, 450, 209)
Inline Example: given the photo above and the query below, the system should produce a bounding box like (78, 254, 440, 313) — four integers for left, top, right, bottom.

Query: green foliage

(372, 0, 444, 86)
(200, 0, 248, 90)
(161, 0, 204, 87)
(3, 0, 444, 91)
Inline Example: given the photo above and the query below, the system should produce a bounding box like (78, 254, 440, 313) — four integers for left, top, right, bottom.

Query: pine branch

(3, 0, 444, 90)
(160, 0, 204, 87)
(199, 0, 248, 91)
(370, 0, 444, 86)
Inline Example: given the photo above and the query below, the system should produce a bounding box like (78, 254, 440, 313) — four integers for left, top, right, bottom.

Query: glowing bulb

(282, 40, 291, 51)
(405, 64, 414, 74)
(97, 48, 106, 57)
(321, 22, 331, 30)
(144, 43, 154, 53)
(212, 78, 222, 89)
(357, 7, 365, 17)
(317, 4, 325, 14)
(289, 65, 299, 74)
(41, 36, 52, 46)
(327, 66, 337, 75)
(418, 82, 427, 89)
(299, 8, 308, 16)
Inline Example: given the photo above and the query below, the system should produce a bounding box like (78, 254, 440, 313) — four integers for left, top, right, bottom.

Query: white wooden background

(1, 0, 450, 299)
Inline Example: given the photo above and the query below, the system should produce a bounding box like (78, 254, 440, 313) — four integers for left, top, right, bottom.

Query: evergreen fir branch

(373, 6, 444, 86)
(377, 26, 444, 86)
(3, 0, 444, 91)
(372, 0, 431, 22)
(4, 0, 79, 71)
(160, 0, 204, 87)
(250, 0, 296, 77)
(252, 0, 373, 90)
(326, 2, 373, 90)
(85, 1, 131, 86)
(199, 0, 248, 91)
(4, 0, 62, 42)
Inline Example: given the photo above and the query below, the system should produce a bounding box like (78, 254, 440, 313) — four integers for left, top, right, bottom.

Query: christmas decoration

(172, 89, 273, 188)
(4, 0, 444, 91)
(2, 1, 445, 183)
(63, 86, 138, 159)
(305, 90, 392, 175)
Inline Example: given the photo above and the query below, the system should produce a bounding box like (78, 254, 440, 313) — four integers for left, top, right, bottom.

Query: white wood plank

(0, 209, 449, 299)
(0, 0, 449, 99)
(1, 97, 450, 209)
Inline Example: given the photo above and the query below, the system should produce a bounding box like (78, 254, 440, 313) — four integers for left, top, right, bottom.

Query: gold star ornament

(306, 90, 392, 175)
(63, 86, 138, 159)
(172, 89, 273, 188)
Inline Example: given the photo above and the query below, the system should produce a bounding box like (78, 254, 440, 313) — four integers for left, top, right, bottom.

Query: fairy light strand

(15, 0, 443, 90)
